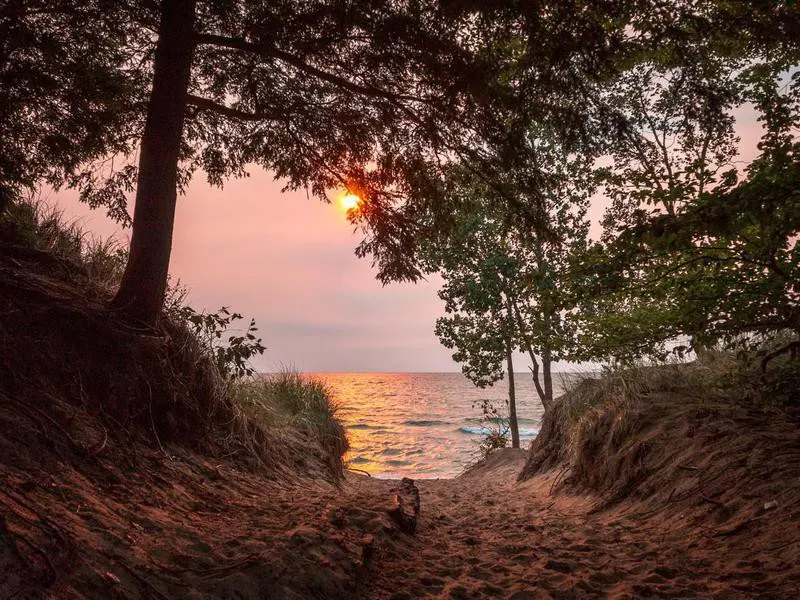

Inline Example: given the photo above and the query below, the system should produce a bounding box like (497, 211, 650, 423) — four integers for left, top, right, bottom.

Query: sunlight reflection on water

(310, 373, 571, 479)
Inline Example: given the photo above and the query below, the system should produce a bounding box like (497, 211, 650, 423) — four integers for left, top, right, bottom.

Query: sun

(340, 193, 362, 211)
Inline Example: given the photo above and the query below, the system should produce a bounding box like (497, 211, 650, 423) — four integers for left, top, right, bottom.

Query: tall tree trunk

(540, 303, 554, 407)
(111, 0, 196, 325)
(532, 242, 557, 410)
(505, 337, 520, 449)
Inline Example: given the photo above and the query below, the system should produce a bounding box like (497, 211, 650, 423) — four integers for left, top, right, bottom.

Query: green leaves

(175, 305, 266, 380)
(583, 56, 800, 361)
(420, 126, 592, 398)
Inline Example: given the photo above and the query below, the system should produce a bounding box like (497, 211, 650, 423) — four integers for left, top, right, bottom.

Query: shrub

(478, 429, 509, 459)
(472, 398, 510, 460)
(171, 305, 266, 380)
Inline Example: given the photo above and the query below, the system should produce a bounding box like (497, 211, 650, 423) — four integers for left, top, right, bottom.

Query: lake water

(310, 372, 571, 479)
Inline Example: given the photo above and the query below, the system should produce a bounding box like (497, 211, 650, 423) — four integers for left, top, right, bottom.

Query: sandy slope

(348, 449, 799, 599)
(2, 422, 798, 598)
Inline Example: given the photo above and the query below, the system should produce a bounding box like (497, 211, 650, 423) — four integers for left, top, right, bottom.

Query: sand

(345, 449, 799, 598)
(2, 412, 799, 599)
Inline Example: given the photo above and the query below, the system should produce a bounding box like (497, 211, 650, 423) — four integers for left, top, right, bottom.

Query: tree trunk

(505, 337, 520, 449)
(542, 348, 553, 407)
(508, 296, 549, 411)
(111, 0, 196, 325)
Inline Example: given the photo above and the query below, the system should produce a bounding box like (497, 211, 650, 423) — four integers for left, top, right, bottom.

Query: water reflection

(311, 372, 564, 479)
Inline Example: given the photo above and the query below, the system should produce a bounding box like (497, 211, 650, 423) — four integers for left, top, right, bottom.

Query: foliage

(6, 1, 800, 360)
(472, 398, 509, 460)
(0, 1, 148, 220)
(477, 429, 509, 460)
(573, 56, 800, 362)
(173, 305, 266, 380)
(4, 0, 697, 325)
(230, 370, 349, 466)
(421, 128, 592, 409)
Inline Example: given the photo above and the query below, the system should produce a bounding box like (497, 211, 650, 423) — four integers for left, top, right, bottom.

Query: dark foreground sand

(346, 449, 800, 598)
(2, 419, 799, 599)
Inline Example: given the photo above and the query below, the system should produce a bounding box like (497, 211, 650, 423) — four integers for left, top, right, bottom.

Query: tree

(572, 59, 743, 360)
(422, 131, 592, 422)
(575, 55, 800, 362)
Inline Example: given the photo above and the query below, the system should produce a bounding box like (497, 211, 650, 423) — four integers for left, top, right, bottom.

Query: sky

(52, 105, 764, 373)
(54, 176, 474, 372)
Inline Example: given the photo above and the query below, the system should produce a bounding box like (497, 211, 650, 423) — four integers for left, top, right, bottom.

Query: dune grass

(1, 194, 127, 294)
(230, 371, 349, 463)
(561, 346, 798, 432)
(521, 347, 799, 484)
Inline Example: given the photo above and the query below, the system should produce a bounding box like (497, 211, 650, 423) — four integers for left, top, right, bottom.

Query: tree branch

(507, 294, 548, 409)
(195, 33, 422, 103)
(186, 94, 285, 122)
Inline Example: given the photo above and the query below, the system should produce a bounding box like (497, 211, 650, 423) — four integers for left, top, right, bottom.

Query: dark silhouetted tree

(0, 1, 147, 215)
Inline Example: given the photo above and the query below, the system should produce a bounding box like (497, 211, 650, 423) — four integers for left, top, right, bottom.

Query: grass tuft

(1, 194, 127, 294)
(230, 371, 349, 476)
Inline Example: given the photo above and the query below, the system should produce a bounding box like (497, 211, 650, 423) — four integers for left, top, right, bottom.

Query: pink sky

(54, 174, 462, 372)
(52, 110, 764, 373)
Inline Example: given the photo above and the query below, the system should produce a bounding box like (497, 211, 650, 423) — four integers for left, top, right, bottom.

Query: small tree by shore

(421, 129, 592, 428)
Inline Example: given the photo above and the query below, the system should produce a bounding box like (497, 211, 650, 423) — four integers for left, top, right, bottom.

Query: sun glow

(340, 193, 362, 211)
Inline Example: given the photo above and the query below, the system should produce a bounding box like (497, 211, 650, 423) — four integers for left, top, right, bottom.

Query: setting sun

(340, 193, 361, 211)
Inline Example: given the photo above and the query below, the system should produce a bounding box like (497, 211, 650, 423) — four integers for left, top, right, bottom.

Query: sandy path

(344, 449, 798, 599)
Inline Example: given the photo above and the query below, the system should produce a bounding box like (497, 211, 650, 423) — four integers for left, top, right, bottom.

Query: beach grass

(230, 370, 349, 472)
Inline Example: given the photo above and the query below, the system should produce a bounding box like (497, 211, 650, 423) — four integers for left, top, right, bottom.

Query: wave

(379, 447, 424, 457)
(346, 423, 387, 430)
(459, 426, 539, 437)
(402, 420, 451, 426)
(464, 417, 539, 425)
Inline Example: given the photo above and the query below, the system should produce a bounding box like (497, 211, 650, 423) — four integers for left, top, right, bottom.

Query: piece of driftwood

(388, 477, 420, 534)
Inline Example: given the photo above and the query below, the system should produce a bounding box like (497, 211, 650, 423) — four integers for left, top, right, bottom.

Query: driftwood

(388, 477, 420, 534)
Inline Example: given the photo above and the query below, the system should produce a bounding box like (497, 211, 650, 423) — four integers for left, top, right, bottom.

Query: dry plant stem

(347, 467, 372, 477)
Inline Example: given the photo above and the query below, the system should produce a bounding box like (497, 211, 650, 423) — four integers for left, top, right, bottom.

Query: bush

(171, 305, 266, 379)
(471, 398, 510, 460)
(478, 429, 509, 459)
